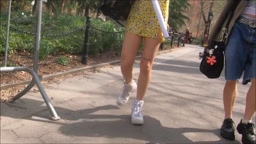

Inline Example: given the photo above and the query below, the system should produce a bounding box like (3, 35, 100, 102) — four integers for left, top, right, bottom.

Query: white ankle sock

(125, 80, 134, 85)
(242, 118, 252, 124)
(134, 99, 143, 103)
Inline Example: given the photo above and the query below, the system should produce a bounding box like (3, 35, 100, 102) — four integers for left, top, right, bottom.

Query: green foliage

(0, 11, 123, 60)
(169, 0, 191, 31)
(57, 56, 69, 66)
(89, 19, 124, 55)
(6, 62, 15, 67)
(0, 25, 6, 55)
(0, 62, 15, 67)
(39, 39, 55, 60)
(191, 38, 202, 45)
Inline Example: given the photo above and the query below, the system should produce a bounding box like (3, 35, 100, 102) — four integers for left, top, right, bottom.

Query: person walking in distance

(116, 0, 170, 125)
(209, 0, 256, 143)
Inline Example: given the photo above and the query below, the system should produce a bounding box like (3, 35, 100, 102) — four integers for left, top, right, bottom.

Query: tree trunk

(96, 7, 101, 17)
(0, 0, 4, 11)
(61, 0, 66, 14)
(196, 6, 202, 38)
(32, 0, 38, 15)
(49, 5, 53, 14)
(68, 8, 72, 15)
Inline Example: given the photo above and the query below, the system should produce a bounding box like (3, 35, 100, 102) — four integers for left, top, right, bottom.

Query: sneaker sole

(116, 89, 135, 106)
(116, 100, 124, 106)
(242, 137, 255, 144)
(116, 97, 130, 106)
(220, 131, 235, 140)
(131, 119, 144, 125)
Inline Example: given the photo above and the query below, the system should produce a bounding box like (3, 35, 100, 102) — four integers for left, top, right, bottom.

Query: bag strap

(115, 20, 125, 27)
(226, 10, 234, 29)
(220, 2, 237, 42)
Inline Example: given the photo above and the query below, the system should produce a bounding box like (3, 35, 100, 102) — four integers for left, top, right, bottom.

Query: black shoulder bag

(199, 10, 234, 79)
(100, 0, 135, 26)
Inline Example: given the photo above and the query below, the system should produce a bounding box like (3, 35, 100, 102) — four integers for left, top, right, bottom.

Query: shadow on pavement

(152, 58, 226, 79)
(1, 98, 241, 143)
(153, 59, 203, 75)
(55, 106, 240, 144)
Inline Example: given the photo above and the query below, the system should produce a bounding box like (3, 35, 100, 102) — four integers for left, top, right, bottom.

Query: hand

(167, 24, 170, 31)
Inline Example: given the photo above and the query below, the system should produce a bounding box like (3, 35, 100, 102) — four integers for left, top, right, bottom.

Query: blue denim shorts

(225, 19, 256, 83)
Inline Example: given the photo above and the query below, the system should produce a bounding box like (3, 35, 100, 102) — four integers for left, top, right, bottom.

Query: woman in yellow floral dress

(116, 0, 170, 125)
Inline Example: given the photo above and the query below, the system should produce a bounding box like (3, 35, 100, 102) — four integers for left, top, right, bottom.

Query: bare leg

(130, 33, 162, 125)
(223, 80, 238, 119)
(243, 78, 256, 120)
(136, 36, 162, 100)
(120, 32, 142, 84)
(236, 79, 256, 144)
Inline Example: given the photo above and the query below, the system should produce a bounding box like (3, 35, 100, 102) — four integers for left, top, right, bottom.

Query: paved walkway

(1, 45, 252, 143)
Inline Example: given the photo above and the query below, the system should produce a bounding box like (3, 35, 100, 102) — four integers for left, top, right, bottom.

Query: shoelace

(225, 119, 234, 129)
(133, 103, 142, 117)
(120, 85, 131, 98)
(247, 123, 256, 135)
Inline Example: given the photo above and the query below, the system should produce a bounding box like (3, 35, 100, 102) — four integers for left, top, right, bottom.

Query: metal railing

(0, 0, 60, 120)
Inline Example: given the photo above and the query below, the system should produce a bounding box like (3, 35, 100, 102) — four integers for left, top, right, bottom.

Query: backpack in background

(100, 0, 135, 26)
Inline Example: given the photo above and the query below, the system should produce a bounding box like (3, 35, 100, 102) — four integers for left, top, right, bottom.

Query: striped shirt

(241, 0, 256, 19)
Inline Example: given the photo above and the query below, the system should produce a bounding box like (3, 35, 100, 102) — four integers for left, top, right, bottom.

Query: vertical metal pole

(202, 1, 214, 46)
(196, 7, 202, 39)
(33, 0, 43, 73)
(170, 35, 173, 48)
(160, 43, 163, 50)
(81, 15, 90, 65)
(32, 0, 60, 120)
(177, 35, 180, 47)
(4, 0, 12, 67)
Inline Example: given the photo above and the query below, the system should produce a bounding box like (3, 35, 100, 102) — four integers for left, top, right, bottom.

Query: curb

(0, 47, 183, 90)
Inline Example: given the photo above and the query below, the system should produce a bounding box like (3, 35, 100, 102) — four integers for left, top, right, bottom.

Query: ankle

(242, 118, 252, 124)
(125, 80, 135, 85)
(224, 116, 233, 120)
(134, 99, 144, 103)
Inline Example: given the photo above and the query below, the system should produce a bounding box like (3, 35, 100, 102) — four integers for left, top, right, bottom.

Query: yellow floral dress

(126, 0, 170, 40)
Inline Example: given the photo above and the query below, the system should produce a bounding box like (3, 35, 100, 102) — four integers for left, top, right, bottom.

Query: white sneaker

(131, 99, 144, 125)
(116, 80, 137, 106)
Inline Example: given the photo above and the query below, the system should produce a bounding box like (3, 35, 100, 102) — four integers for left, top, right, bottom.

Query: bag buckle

(220, 28, 228, 42)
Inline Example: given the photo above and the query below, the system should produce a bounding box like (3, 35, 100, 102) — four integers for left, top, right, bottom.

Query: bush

(57, 56, 69, 66)
(0, 11, 124, 58)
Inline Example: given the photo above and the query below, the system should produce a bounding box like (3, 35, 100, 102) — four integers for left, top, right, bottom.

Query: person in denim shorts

(209, 1, 255, 144)
(224, 17, 256, 144)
